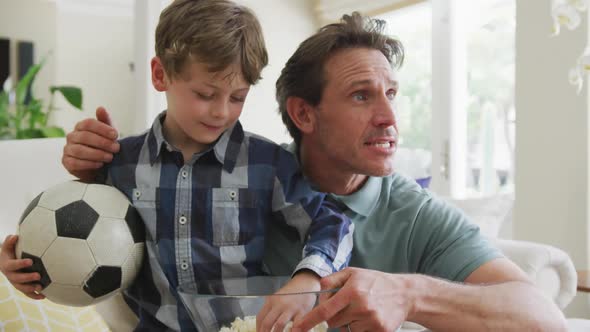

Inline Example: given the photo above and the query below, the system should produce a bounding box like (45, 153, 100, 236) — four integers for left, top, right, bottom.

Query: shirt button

(179, 216, 187, 224)
(133, 190, 141, 199)
(229, 190, 237, 200)
(181, 262, 189, 270)
(181, 170, 188, 178)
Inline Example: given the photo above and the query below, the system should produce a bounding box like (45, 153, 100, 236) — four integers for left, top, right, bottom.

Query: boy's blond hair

(156, 0, 268, 85)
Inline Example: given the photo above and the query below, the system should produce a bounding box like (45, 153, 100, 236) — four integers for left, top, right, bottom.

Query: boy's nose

(211, 102, 229, 120)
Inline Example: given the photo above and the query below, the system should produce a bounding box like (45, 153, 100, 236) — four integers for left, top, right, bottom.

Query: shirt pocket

(130, 186, 160, 208)
(120, 186, 160, 241)
(211, 187, 257, 246)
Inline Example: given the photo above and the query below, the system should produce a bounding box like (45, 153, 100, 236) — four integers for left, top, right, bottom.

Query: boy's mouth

(201, 122, 224, 131)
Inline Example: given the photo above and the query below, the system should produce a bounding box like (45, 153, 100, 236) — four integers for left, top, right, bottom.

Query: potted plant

(0, 59, 82, 239)
(0, 59, 83, 139)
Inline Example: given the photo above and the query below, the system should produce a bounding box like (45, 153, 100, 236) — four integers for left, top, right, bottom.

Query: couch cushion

(0, 270, 109, 331)
(442, 194, 513, 238)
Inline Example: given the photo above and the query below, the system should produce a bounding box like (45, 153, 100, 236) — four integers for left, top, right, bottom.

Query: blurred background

(1, 0, 589, 319)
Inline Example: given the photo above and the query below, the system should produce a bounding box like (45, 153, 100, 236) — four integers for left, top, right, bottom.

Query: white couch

(440, 195, 577, 310)
(91, 238, 580, 331)
(494, 238, 577, 310)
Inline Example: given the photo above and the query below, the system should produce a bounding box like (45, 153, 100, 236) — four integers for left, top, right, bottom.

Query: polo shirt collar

(331, 176, 382, 217)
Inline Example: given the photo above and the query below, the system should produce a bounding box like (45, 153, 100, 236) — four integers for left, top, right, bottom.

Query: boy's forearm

(302, 207, 354, 275)
(291, 270, 321, 289)
(409, 275, 567, 331)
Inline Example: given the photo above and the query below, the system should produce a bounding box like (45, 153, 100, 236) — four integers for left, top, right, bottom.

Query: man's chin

(362, 164, 395, 177)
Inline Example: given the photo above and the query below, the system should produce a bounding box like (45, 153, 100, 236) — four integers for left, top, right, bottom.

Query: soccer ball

(15, 181, 145, 307)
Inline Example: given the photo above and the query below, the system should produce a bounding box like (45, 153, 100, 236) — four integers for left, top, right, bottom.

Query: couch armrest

(492, 238, 577, 309)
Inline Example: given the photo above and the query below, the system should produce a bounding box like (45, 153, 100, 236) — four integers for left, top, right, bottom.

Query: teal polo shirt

(331, 174, 501, 281)
(263, 145, 502, 281)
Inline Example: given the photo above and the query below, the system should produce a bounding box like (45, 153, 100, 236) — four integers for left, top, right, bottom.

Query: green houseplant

(0, 59, 83, 139)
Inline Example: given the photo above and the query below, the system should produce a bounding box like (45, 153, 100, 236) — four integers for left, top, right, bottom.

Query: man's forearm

(408, 275, 567, 331)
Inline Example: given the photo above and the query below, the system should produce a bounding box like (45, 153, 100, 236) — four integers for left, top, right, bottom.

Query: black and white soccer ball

(15, 181, 145, 307)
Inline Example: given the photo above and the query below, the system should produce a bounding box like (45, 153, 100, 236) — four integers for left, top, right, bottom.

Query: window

(466, 0, 515, 195)
(378, 0, 515, 197)
(378, 4, 432, 152)
(377, 4, 432, 182)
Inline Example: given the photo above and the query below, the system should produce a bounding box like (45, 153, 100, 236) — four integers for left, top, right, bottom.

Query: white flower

(553, 0, 590, 92)
(579, 51, 590, 69)
(551, 3, 582, 35)
(568, 0, 589, 11)
(552, 19, 561, 36)
(569, 67, 583, 93)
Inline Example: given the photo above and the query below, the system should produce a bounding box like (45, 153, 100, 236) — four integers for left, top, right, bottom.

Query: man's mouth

(365, 140, 396, 148)
(368, 142, 393, 148)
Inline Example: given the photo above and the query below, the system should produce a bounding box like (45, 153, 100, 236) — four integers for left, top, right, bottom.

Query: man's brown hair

(275, 12, 404, 145)
(155, 0, 268, 84)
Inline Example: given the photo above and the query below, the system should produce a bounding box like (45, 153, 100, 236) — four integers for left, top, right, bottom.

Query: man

(60, 13, 565, 332)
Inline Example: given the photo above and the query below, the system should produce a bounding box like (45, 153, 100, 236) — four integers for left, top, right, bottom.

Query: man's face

(159, 60, 250, 152)
(310, 48, 399, 177)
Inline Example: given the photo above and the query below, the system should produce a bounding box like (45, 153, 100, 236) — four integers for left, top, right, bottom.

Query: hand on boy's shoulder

(62, 106, 120, 182)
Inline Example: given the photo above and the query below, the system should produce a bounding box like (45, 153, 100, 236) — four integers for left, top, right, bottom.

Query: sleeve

(271, 147, 354, 278)
(408, 195, 503, 281)
(94, 163, 111, 185)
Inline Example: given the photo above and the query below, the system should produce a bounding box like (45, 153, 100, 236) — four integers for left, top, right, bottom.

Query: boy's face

(152, 57, 250, 154)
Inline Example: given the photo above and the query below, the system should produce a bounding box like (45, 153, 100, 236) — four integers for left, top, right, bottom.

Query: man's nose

(372, 95, 397, 128)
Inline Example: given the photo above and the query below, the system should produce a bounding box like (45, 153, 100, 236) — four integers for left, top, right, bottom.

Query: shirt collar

(331, 176, 382, 217)
(213, 121, 244, 173)
(147, 112, 168, 165)
(147, 111, 244, 173)
(287, 141, 382, 217)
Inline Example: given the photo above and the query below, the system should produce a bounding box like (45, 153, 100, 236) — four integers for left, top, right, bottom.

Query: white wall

(0, 139, 74, 240)
(236, 0, 317, 144)
(515, 0, 589, 316)
(0, 0, 135, 136)
(132, 0, 171, 133)
(0, 0, 57, 102)
(53, 1, 135, 136)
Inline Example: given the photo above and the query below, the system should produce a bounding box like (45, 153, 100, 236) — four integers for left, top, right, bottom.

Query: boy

(0, 0, 353, 331)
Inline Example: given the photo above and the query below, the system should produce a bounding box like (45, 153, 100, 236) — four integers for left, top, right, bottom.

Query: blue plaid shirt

(99, 112, 354, 331)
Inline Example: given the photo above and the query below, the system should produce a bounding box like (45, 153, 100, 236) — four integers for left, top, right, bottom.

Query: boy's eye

(230, 95, 246, 103)
(195, 91, 214, 100)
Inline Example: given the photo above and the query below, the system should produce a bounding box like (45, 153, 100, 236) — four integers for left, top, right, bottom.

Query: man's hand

(256, 271, 320, 332)
(0, 235, 46, 300)
(62, 106, 120, 182)
(293, 267, 414, 332)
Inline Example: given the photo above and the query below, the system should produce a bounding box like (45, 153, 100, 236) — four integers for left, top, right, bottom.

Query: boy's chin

(189, 135, 221, 147)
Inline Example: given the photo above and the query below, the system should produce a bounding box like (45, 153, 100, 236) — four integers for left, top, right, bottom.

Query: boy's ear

(286, 96, 316, 135)
(151, 57, 168, 92)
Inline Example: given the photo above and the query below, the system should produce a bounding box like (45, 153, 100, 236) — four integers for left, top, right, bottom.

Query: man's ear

(151, 57, 168, 92)
(286, 96, 316, 134)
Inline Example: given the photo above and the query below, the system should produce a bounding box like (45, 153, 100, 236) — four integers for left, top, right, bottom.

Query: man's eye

(353, 93, 368, 102)
(386, 90, 397, 101)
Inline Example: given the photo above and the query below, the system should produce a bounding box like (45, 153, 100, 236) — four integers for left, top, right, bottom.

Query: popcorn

(219, 316, 328, 332)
